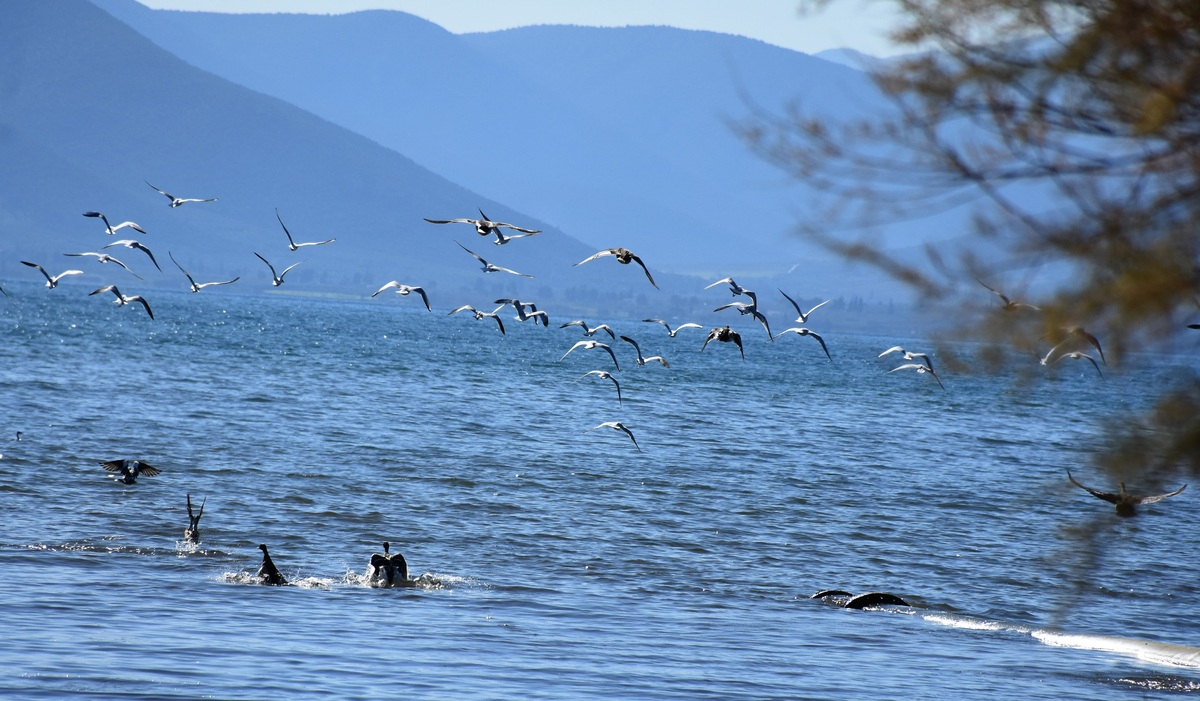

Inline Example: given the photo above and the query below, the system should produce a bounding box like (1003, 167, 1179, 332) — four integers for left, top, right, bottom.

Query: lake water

(1, 280, 1198, 700)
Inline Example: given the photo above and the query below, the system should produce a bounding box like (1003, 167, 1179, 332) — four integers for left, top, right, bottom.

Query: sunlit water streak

(1, 283, 1198, 699)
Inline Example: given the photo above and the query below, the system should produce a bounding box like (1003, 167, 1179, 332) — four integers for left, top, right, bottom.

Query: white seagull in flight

(772, 327, 832, 361)
(169, 251, 240, 292)
(448, 304, 506, 334)
(145, 180, 218, 208)
(89, 285, 154, 320)
(456, 241, 533, 277)
(559, 340, 620, 370)
(64, 251, 143, 279)
(642, 319, 703, 338)
(21, 261, 83, 288)
(254, 252, 301, 287)
(578, 370, 622, 404)
(574, 247, 658, 289)
(101, 239, 161, 271)
(82, 211, 145, 236)
(586, 421, 641, 451)
(371, 281, 432, 311)
(779, 289, 831, 323)
(276, 208, 336, 250)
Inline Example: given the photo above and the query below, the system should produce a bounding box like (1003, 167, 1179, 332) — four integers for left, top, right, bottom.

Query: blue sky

(134, 0, 904, 56)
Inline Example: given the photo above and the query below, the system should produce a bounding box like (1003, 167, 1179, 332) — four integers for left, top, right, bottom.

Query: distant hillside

(87, 0, 955, 303)
(0, 0, 631, 309)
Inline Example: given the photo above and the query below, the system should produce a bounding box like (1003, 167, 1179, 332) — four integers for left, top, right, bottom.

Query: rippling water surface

(2, 283, 1198, 699)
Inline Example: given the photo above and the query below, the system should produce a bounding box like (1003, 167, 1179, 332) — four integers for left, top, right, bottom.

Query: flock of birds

(8, 180, 1190, 593)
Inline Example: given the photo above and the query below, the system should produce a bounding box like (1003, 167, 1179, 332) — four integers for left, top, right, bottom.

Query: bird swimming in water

(586, 421, 641, 451)
(779, 289, 831, 324)
(772, 327, 832, 361)
(101, 459, 161, 484)
(145, 180, 218, 208)
(276, 208, 335, 250)
(1067, 470, 1186, 517)
(424, 209, 541, 244)
(21, 261, 83, 289)
(89, 285, 154, 320)
(577, 370, 622, 404)
(82, 211, 146, 236)
(642, 319, 703, 338)
(811, 590, 911, 609)
(254, 252, 302, 287)
(700, 326, 744, 359)
(371, 281, 432, 311)
(256, 544, 287, 585)
(574, 247, 658, 289)
(169, 251, 240, 292)
(185, 494, 205, 544)
(559, 340, 620, 371)
(366, 541, 411, 588)
(448, 304, 506, 334)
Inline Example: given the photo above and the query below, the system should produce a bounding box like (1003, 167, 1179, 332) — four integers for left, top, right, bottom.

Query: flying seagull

(366, 541, 411, 588)
(889, 362, 945, 390)
(371, 281, 431, 311)
(705, 277, 747, 296)
(276, 208, 335, 250)
(700, 326, 744, 359)
(448, 304, 506, 334)
(1067, 470, 1186, 517)
(574, 248, 658, 289)
(559, 340, 620, 370)
(772, 327, 832, 361)
(586, 421, 641, 451)
(714, 300, 772, 340)
(456, 241, 533, 277)
(101, 459, 161, 484)
(494, 298, 548, 326)
(1045, 350, 1104, 378)
(254, 251, 301, 287)
(256, 544, 287, 586)
(878, 345, 932, 371)
(145, 180, 218, 208)
(169, 251, 240, 292)
(101, 239, 161, 271)
(89, 285, 154, 320)
(578, 369, 622, 404)
(64, 251, 143, 279)
(424, 208, 541, 244)
(1042, 326, 1106, 366)
(642, 319, 703, 337)
(976, 278, 1040, 312)
(21, 261, 83, 288)
(779, 289, 831, 324)
(82, 211, 145, 236)
(560, 319, 615, 339)
(185, 494, 205, 544)
(619, 335, 669, 367)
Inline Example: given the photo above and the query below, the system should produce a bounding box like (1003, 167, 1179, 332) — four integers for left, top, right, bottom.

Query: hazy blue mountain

(0, 0, 665, 311)
(87, 0, 951, 304)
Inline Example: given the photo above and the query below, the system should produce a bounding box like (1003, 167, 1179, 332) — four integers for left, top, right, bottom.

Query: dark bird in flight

(701, 326, 744, 359)
(574, 248, 658, 289)
(1067, 471, 1186, 517)
(424, 208, 541, 244)
(101, 459, 161, 484)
